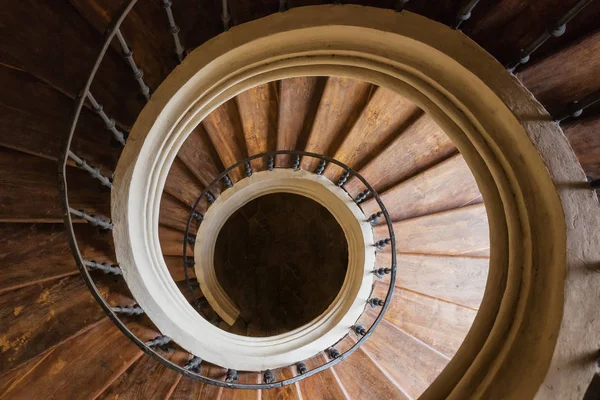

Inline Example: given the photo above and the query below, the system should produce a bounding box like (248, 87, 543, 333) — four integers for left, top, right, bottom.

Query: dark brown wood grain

(0, 64, 119, 174)
(177, 124, 224, 189)
(97, 351, 189, 400)
(563, 115, 600, 177)
(360, 153, 481, 221)
(323, 87, 421, 181)
(159, 192, 199, 234)
(0, 148, 110, 222)
(518, 29, 600, 116)
(202, 99, 248, 182)
(236, 82, 278, 171)
(344, 113, 456, 198)
(164, 157, 205, 207)
(333, 347, 410, 400)
(0, 0, 143, 127)
(0, 223, 116, 294)
(276, 77, 324, 167)
(220, 372, 261, 400)
(297, 354, 348, 400)
(362, 318, 449, 399)
(302, 77, 372, 171)
(160, 225, 192, 256)
(0, 319, 145, 399)
(261, 367, 302, 400)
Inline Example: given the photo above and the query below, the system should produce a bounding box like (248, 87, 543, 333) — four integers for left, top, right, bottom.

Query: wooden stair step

(376, 252, 488, 309)
(159, 192, 199, 234)
(361, 153, 481, 221)
(297, 354, 348, 400)
(261, 367, 302, 400)
(345, 114, 456, 198)
(277, 77, 323, 168)
(0, 64, 119, 174)
(0, 350, 53, 396)
(236, 82, 278, 171)
(0, 223, 116, 294)
(333, 347, 410, 400)
(0, 0, 142, 127)
(302, 77, 372, 171)
(373, 282, 477, 358)
(0, 147, 110, 222)
(69, 0, 176, 91)
(374, 203, 490, 256)
(0, 319, 150, 399)
(518, 29, 600, 116)
(160, 225, 192, 256)
(97, 350, 190, 400)
(164, 255, 194, 283)
(169, 364, 223, 400)
(220, 371, 261, 400)
(165, 157, 205, 207)
(323, 87, 421, 181)
(0, 273, 135, 374)
(563, 115, 600, 177)
(362, 318, 448, 399)
(177, 124, 224, 190)
(202, 99, 248, 182)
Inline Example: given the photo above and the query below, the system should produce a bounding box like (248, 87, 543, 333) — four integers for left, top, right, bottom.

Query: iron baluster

(367, 211, 383, 225)
(337, 170, 351, 187)
(555, 91, 600, 123)
(206, 192, 216, 203)
(68, 151, 112, 188)
(352, 324, 367, 336)
(244, 161, 253, 177)
(268, 155, 275, 171)
(83, 260, 122, 275)
(146, 335, 172, 348)
(192, 211, 204, 221)
(375, 238, 391, 250)
(355, 190, 370, 204)
(316, 160, 327, 175)
(184, 356, 203, 373)
(187, 235, 196, 245)
(86, 92, 126, 145)
(112, 306, 144, 316)
(226, 369, 238, 383)
(454, 0, 481, 29)
(296, 362, 307, 375)
(373, 267, 392, 278)
(162, 0, 185, 62)
(223, 174, 233, 188)
(264, 369, 275, 384)
(292, 155, 301, 170)
(367, 297, 385, 308)
(115, 28, 150, 100)
(327, 347, 341, 359)
(222, 0, 231, 31)
(279, 0, 288, 12)
(69, 208, 113, 230)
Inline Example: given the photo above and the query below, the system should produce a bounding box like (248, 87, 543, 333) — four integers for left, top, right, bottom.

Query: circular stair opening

(214, 192, 349, 337)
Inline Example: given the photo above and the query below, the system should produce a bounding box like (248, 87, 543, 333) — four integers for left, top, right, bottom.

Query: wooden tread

(563, 115, 600, 178)
(177, 124, 224, 191)
(297, 354, 348, 400)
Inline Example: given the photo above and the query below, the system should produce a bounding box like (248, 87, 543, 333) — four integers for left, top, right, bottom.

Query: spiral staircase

(1, 1, 600, 399)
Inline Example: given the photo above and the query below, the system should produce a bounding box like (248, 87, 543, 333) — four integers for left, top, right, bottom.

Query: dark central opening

(214, 193, 348, 337)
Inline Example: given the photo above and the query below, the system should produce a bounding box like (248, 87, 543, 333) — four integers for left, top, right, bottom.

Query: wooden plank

(220, 372, 261, 400)
(177, 124, 224, 189)
(0, 319, 147, 399)
(373, 282, 477, 358)
(344, 113, 456, 198)
(261, 367, 302, 400)
(68, 0, 176, 91)
(0, 0, 143, 127)
(518, 29, 600, 116)
(160, 192, 198, 234)
(164, 157, 205, 207)
(376, 252, 488, 309)
(333, 347, 410, 400)
(0, 275, 113, 373)
(0, 223, 116, 294)
(323, 87, 420, 181)
(375, 203, 490, 256)
(0, 350, 54, 393)
(563, 115, 600, 177)
(170, 363, 223, 400)
(302, 77, 372, 171)
(97, 350, 189, 400)
(160, 225, 191, 256)
(276, 77, 323, 167)
(0, 64, 118, 174)
(362, 318, 448, 399)
(361, 154, 481, 221)
(202, 99, 248, 182)
(236, 82, 278, 171)
(297, 354, 348, 400)
(0, 148, 111, 222)
(164, 255, 194, 283)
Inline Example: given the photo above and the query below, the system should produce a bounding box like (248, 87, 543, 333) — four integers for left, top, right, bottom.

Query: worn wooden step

(0, 0, 143, 127)
(0, 272, 136, 374)
(277, 77, 323, 168)
(297, 354, 348, 400)
(518, 29, 600, 117)
(160, 192, 199, 234)
(323, 87, 421, 181)
(97, 350, 189, 400)
(376, 252, 488, 309)
(0, 319, 152, 399)
(202, 99, 248, 182)
(220, 372, 261, 400)
(261, 367, 302, 400)
(236, 82, 278, 171)
(362, 318, 449, 399)
(0, 223, 116, 294)
(164, 157, 205, 207)
(333, 347, 410, 400)
(361, 154, 481, 221)
(563, 115, 600, 177)
(302, 77, 372, 171)
(0, 64, 119, 174)
(372, 282, 477, 358)
(177, 124, 224, 190)
(164, 255, 193, 283)
(160, 225, 192, 256)
(169, 365, 223, 400)
(0, 147, 110, 222)
(68, 0, 176, 91)
(374, 203, 490, 256)
(344, 113, 456, 198)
